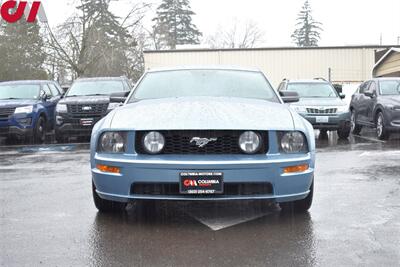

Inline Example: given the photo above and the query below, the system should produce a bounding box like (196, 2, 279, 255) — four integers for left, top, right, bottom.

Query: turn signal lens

(96, 164, 120, 174)
(283, 164, 309, 173)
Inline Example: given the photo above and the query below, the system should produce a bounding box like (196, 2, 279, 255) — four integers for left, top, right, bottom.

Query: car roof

(147, 65, 262, 73)
(74, 77, 127, 82)
(285, 79, 330, 84)
(0, 80, 56, 85)
(372, 77, 400, 81)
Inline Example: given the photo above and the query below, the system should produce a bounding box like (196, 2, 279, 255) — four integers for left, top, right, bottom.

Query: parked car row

(0, 75, 399, 145)
(278, 77, 400, 140)
(0, 76, 131, 144)
(350, 78, 400, 140)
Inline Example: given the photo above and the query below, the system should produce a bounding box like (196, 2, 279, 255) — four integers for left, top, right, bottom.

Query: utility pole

(397, 36, 400, 45)
(379, 33, 382, 45)
(328, 67, 332, 82)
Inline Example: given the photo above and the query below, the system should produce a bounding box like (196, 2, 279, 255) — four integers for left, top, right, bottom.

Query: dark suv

(0, 80, 63, 143)
(55, 77, 132, 142)
(350, 78, 400, 140)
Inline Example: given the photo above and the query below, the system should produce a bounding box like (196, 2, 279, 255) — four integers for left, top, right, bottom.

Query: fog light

(96, 164, 120, 174)
(56, 116, 63, 125)
(17, 118, 32, 126)
(283, 164, 309, 173)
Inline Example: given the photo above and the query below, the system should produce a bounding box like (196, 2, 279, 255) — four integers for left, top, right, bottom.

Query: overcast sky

(41, 0, 400, 47)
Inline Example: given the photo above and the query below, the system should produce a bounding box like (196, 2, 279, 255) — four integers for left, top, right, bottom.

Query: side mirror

(339, 93, 346, 99)
(364, 91, 374, 98)
(279, 91, 300, 103)
(39, 91, 48, 101)
(333, 84, 343, 94)
(110, 96, 126, 103)
(110, 91, 128, 103)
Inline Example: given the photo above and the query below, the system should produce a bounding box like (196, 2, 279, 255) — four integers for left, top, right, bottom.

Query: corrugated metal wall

(144, 47, 378, 87)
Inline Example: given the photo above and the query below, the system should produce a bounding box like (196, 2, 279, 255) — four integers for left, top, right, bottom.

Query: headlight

(99, 132, 125, 153)
(56, 104, 67, 113)
(292, 106, 307, 113)
(107, 102, 122, 110)
(143, 131, 165, 154)
(14, 105, 33, 114)
(238, 131, 261, 154)
(336, 106, 349, 113)
(280, 131, 307, 153)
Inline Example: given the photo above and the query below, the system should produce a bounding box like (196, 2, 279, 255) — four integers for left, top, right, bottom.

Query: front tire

(92, 182, 127, 213)
(319, 129, 328, 139)
(31, 116, 46, 144)
(350, 110, 362, 135)
(337, 123, 351, 139)
(280, 181, 313, 213)
(376, 112, 390, 140)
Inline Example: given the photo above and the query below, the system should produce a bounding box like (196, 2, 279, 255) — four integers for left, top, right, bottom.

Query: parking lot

(0, 130, 399, 266)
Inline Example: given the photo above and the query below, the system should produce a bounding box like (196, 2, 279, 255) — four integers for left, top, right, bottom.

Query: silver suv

(278, 79, 351, 139)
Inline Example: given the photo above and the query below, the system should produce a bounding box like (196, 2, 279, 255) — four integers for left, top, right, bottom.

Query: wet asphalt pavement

(0, 131, 399, 266)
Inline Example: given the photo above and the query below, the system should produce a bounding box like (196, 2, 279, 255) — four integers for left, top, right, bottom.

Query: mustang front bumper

(92, 153, 315, 203)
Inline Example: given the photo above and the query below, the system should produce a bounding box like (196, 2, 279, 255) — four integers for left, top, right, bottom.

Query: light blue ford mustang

(90, 67, 316, 213)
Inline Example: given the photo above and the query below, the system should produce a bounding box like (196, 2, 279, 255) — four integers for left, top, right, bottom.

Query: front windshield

(380, 80, 400, 95)
(0, 84, 40, 100)
(287, 83, 338, 98)
(67, 80, 125, 97)
(131, 70, 279, 103)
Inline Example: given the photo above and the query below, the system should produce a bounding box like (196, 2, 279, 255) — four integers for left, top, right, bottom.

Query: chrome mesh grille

(135, 130, 269, 155)
(306, 108, 337, 114)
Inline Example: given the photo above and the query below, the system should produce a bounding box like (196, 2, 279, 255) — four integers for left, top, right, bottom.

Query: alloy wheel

(376, 114, 384, 138)
(37, 119, 45, 143)
(350, 112, 356, 132)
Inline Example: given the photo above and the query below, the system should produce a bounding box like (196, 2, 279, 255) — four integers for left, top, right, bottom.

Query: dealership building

(144, 45, 400, 88)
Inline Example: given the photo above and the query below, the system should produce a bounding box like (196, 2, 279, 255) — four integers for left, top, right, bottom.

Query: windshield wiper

(0, 97, 19, 100)
(85, 94, 108, 96)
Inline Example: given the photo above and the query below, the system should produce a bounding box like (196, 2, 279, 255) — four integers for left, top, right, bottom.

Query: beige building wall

(144, 46, 386, 87)
(374, 51, 400, 77)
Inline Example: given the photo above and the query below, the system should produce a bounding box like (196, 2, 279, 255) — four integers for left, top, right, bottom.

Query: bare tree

(206, 19, 265, 49)
(45, 0, 151, 80)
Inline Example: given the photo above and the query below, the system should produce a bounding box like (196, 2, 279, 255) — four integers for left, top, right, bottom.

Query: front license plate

(316, 116, 329, 123)
(80, 118, 93, 126)
(180, 172, 223, 194)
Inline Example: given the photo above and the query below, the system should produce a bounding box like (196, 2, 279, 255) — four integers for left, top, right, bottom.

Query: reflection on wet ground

(0, 131, 399, 266)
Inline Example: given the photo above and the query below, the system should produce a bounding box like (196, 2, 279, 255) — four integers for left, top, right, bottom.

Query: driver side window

(368, 82, 377, 95)
(41, 84, 53, 98)
(359, 81, 370, 94)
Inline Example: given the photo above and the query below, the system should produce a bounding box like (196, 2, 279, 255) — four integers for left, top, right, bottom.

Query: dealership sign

(0, 0, 47, 23)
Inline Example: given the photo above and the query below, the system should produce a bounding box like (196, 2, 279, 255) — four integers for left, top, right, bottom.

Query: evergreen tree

(152, 0, 202, 49)
(291, 0, 323, 47)
(75, 0, 133, 77)
(0, 20, 47, 81)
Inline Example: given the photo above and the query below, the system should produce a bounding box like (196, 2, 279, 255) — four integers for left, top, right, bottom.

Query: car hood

(290, 97, 345, 107)
(110, 97, 296, 131)
(0, 99, 39, 108)
(59, 95, 110, 105)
